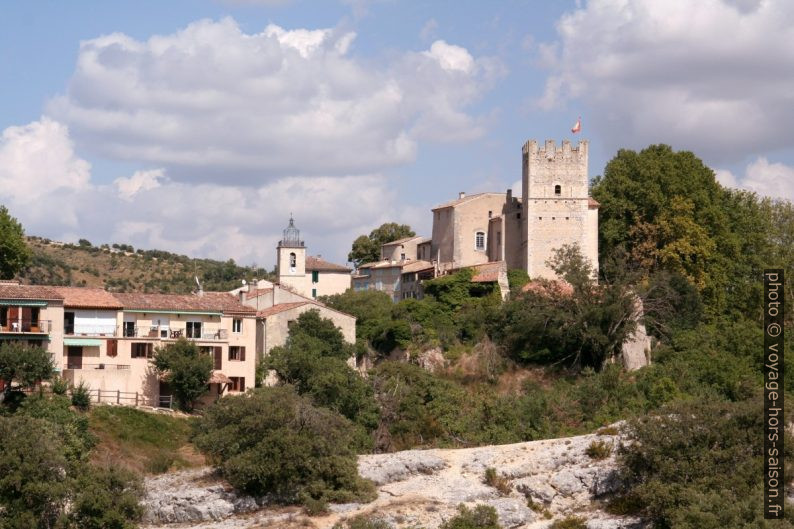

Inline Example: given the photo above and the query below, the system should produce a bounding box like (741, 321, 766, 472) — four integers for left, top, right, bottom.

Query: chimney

(506, 188, 512, 203)
(459, 191, 466, 199)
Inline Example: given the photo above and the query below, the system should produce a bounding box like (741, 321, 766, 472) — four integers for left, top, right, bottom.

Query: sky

(1, 0, 792, 269)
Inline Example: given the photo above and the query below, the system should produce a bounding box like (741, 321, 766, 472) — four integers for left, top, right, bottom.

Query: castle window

(488, 210, 492, 218)
(475, 231, 486, 251)
(554, 184, 561, 196)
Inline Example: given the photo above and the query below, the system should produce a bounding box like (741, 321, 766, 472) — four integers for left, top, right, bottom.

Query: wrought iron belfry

(278, 214, 304, 248)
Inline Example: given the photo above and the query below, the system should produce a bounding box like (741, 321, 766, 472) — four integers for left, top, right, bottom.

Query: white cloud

(114, 168, 164, 200)
(47, 18, 499, 184)
(716, 157, 794, 201)
(0, 118, 402, 265)
(423, 40, 474, 73)
(539, 0, 794, 162)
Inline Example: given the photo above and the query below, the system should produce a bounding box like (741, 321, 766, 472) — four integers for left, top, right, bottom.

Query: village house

(353, 139, 599, 301)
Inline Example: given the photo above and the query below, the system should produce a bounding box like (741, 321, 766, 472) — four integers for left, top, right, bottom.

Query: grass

(585, 439, 613, 460)
(550, 516, 587, 529)
(88, 405, 203, 474)
(483, 467, 512, 495)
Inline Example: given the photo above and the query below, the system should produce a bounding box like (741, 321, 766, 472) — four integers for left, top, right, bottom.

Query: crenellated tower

(522, 139, 598, 279)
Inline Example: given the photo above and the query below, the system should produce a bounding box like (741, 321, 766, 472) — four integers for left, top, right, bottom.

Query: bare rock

(485, 497, 536, 528)
(358, 449, 448, 486)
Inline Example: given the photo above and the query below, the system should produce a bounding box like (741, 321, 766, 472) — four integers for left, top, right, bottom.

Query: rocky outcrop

(142, 428, 645, 529)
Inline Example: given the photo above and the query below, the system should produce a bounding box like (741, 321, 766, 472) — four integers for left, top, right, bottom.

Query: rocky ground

(141, 428, 645, 529)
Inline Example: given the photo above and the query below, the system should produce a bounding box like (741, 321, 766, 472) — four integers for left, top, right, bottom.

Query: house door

(67, 346, 83, 369)
(213, 347, 222, 370)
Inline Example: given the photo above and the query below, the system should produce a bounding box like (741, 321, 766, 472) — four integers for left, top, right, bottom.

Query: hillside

(17, 236, 274, 293)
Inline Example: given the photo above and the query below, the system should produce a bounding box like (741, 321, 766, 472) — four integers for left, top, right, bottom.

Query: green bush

(151, 338, 213, 411)
(585, 440, 612, 460)
(71, 381, 92, 411)
(332, 515, 393, 529)
(193, 386, 376, 505)
(483, 467, 511, 495)
(440, 504, 502, 529)
(550, 516, 587, 529)
(616, 398, 794, 527)
(51, 376, 69, 395)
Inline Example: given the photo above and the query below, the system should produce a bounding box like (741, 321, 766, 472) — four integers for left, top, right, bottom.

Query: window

(312, 270, 319, 283)
(228, 346, 246, 361)
(475, 231, 486, 251)
(554, 184, 561, 196)
(400, 253, 405, 260)
(131, 343, 153, 359)
(311, 288, 317, 299)
(229, 377, 245, 392)
(232, 318, 242, 333)
(122, 321, 135, 337)
(488, 210, 492, 218)
(289, 252, 296, 269)
(186, 321, 202, 339)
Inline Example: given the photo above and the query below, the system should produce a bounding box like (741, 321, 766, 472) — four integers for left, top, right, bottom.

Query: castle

(353, 139, 599, 300)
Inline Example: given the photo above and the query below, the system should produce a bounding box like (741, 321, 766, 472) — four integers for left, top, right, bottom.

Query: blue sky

(1, 0, 792, 268)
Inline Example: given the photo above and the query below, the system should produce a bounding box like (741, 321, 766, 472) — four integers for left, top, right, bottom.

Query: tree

(0, 342, 54, 397)
(0, 205, 32, 279)
(151, 338, 212, 411)
(192, 386, 376, 504)
(491, 245, 638, 370)
(348, 222, 415, 267)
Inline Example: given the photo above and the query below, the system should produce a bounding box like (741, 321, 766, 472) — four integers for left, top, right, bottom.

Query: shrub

(332, 515, 393, 529)
(0, 341, 54, 394)
(483, 467, 511, 495)
(616, 398, 794, 527)
(303, 496, 330, 516)
(193, 386, 376, 505)
(596, 426, 619, 436)
(151, 338, 213, 411)
(440, 504, 502, 529)
(585, 440, 612, 460)
(71, 381, 92, 411)
(550, 516, 587, 529)
(51, 376, 69, 395)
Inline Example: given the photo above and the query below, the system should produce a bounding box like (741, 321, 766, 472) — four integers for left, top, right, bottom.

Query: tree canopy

(151, 338, 213, 411)
(0, 342, 54, 396)
(347, 222, 415, 267)
(0, 205, 31, 279)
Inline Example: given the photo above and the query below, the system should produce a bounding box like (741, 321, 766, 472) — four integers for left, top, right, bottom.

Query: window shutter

(239, 377, 245, 391)
(107, 339, 118, 357)
(147, 343, 154, 358)
(240, 347, 246, 362)
(214, 347, 222, 369)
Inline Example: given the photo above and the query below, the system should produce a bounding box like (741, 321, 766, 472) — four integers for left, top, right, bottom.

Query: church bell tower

(276, 215, 307, 294)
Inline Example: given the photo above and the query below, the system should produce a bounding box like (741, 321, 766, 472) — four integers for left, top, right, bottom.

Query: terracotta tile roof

(0, 282, 63, 301)
(381, 235, 423, 247)
(358, 260, 405, 270)
(114, 291, 255, 314)
(52, 287, 122, 309)
(432, 192, 506, 211)
(400, 260, 434, 274)
(245, 287, 273, 300)
(305, 256, 351, 272)
(256, 301, 312, 318)
(468, 262, 505, 283)
(521, 279, 574, 296)
(588, 197, 600, 208)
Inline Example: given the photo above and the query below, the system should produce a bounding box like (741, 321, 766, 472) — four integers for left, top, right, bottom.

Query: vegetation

(0, 342, 54, 397)
(193, 386, 376, 505)
(584, 440, 612, 460)
(88, 405, 200, 474)
(0, 205, 31, 279)
(483, 467, 511, 495)
(440, 504, 502, 529)
(348, 222, 415, 267)
(151, 338, 213, 411)
(0, 393, 142, 528)
(613, 398, 794, 527)
(332, 516, 393, 529)
(19, 235, 274, 292)
(549, 516, 587, 529)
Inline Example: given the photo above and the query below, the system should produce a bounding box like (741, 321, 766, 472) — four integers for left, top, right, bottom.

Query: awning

(209, 372, 231, 384)
(0, 334, 48, 340)
(0, 300, 47, 307)
(64, 338, 103, 346)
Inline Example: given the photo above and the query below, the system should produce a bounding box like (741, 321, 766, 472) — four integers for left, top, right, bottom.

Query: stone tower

(276, 215, 307, 294)
(522, 139, 599, 279)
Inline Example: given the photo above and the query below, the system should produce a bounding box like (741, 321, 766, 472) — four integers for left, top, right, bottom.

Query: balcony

(0, 320, 51, 334)
(64, 362, 131, 370)
(119, 325, 228, 341)
(65, 324, 117, 337)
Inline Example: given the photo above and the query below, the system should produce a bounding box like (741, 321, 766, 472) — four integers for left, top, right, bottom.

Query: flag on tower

(571, 117, 581, 134)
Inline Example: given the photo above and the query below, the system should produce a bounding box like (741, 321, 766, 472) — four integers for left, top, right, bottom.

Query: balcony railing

(118, 326, 228, 341)
(65, 324, 118, 337)
(64, 363, 131, 370)
(0, 320, 51, 333)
